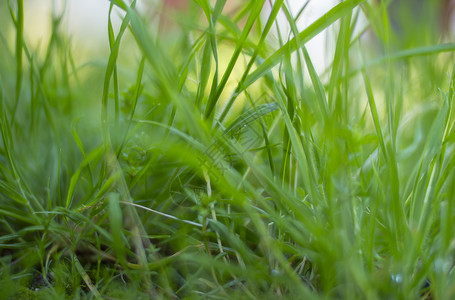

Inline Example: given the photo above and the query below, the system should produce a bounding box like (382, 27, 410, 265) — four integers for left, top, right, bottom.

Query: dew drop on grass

(391, 273, 403, 284)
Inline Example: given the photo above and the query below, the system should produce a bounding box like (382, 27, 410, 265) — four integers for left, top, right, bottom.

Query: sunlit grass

(1, 0, 455, 298)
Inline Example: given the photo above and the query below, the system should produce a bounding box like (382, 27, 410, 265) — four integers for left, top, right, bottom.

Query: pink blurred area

(163, 0, 187, 9)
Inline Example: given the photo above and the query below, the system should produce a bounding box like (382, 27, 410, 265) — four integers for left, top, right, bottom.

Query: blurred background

(22, 0, 345, 74)
(20, 0, 455, 74)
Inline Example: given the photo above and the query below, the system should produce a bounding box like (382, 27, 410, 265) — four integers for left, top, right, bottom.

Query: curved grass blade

(349, 43, 455, 77)
(204, 0, 266, 120)
(66, 146, 104, 209)
(242, 0, 364, 91)
(217, 0, 284, 124)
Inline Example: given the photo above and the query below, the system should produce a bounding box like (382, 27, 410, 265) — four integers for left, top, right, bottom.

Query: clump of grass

(1, 0, 455, 298)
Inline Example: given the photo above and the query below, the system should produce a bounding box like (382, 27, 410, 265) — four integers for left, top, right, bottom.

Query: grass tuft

(1, 0, 455, 298)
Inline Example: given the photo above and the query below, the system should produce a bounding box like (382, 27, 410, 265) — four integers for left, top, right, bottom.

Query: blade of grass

(7, 0, 24, 124)
(121, 201, 203, 228)
(73, 255, 101, 298)
(217, 0, 284, 124)
(242, 0, 364, 91)
(71, 120, 94, 188)
(108, 193, 128, 266)
(204, 0, 265, 120)
(66, 146, 104, 209)
(349, 43, 455, 77)
(116, 56, 146, 156)
(108, 4, 121, 126)
(362, 68, 405, 253)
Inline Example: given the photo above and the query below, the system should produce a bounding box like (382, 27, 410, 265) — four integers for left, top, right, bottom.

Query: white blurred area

(24, 0, 123, 49)
(23, 0, 338, 71)
(273, 0, 339, 74)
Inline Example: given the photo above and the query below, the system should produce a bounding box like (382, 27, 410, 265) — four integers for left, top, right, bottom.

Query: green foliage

(1, 0, 455, 298)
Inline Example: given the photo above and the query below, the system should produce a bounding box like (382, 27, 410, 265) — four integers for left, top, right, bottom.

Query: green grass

(1, 0, 455, 298)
